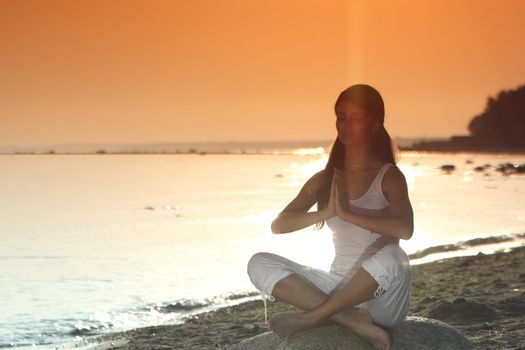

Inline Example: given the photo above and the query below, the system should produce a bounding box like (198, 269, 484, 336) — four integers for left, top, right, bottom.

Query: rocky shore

(88, 245, 525, 350)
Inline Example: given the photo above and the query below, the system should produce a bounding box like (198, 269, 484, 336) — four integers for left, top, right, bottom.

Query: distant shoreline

(3, 136, 525, 155)
(400, 134, 525, 154)
(400, 146, 525, 154)
(0, 151, 323, 156)
(3, 149, 525, 155)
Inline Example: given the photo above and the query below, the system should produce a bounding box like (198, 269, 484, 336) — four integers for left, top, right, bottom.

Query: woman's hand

(323, 170, 337, 219)
(333, 168, 351, 220)
(325, 168, 350, 220)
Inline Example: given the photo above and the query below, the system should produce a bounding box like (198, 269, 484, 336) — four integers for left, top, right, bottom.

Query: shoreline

(407, 232, 525, 263)
(3, 149, 525, 156)
(78, 244, 525, 350)
(6, 233, 524, 350)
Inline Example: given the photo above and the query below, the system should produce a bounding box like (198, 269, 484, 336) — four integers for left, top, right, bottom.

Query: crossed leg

(268, 268, 391, 350)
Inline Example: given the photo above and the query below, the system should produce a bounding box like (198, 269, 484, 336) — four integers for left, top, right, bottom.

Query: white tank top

(326, 162, 396, 276)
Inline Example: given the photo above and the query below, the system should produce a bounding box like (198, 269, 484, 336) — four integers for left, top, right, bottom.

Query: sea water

(1, 150, 524, 348)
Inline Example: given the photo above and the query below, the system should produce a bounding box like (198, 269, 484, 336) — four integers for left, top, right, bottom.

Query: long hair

(314, 84, 398, 231)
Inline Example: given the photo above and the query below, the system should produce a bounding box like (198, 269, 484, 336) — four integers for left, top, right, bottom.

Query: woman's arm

(271, 170, 331, 234)
(335, 166, 414, 240)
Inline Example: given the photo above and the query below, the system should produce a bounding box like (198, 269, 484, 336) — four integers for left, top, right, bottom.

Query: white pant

(246, 244, 411, 327)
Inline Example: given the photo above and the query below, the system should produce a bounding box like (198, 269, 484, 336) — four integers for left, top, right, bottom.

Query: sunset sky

(1, 0, 525, 148)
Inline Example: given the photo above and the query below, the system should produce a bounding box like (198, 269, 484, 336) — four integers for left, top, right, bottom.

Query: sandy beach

(81, 244, 525, 350)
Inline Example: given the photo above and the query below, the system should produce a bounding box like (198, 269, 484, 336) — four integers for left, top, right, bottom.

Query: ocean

(1, 148, 524, 348)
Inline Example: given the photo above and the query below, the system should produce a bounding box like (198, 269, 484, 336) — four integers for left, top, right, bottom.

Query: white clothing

(247, 162, 412, 327)
(327, 162, 396, 275)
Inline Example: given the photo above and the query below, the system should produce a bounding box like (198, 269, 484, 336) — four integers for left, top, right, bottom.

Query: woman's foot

(267, 308, 390, 350)
(267, 311, 317, 339)
(345, 308, 391, 350)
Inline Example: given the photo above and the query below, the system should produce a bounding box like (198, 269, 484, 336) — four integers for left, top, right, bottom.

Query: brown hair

(314, 84, 398, 231)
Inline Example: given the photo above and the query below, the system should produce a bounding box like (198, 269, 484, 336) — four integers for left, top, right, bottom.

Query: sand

(86, 245, 525, 350)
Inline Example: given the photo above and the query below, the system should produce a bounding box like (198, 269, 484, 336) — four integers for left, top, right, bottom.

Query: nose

(337, 122, 355, 131)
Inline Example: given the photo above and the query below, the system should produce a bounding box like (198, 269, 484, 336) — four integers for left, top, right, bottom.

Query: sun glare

(292, 147, 326, 156)
(397, 163, 416, 191)
(299, 153, 329, 178)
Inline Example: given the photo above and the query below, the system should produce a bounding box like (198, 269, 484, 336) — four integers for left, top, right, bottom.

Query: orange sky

(1, 0, 525, 147)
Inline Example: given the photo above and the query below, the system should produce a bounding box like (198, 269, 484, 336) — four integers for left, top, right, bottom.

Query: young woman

(247, 84, 413, 350)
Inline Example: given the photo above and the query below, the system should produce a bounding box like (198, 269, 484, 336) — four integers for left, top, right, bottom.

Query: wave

(408, 233, 525, 260)
(149, 290, 260, 314)
(4, 236, 524, 349)
(1, 290, 262, 349)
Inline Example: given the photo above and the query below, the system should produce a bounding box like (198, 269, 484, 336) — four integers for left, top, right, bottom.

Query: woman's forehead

(336, 100, 367, 114)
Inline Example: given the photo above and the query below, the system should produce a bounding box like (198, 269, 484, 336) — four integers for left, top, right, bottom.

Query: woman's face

(335, 100, 379, 146)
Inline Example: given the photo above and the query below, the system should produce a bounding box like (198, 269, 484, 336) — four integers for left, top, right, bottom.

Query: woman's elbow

(401, 230, 413, 240)
(401, 222, 414, 240)
(271, 214, 292, 234)
(270, 220, 279, 234)
(271, 217, 282, 234)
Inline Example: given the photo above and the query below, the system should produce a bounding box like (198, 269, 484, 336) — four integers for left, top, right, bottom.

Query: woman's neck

(343, 142, 376, 169)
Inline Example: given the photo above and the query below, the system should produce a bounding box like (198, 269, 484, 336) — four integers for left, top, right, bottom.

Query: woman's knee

(379, 244, 411, 275)
(246, 251, 276, 283)
(362, 244, 410, 290)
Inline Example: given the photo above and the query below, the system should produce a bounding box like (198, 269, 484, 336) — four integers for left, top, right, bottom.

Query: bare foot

(346, 309, 391, 350)
(267, 312, 316, 339)
(267, 309, 391, 350)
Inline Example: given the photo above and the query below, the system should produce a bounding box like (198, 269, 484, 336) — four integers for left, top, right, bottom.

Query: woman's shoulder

(303, 169, 328, 195)
(310, 169, 328, 185)
(312, 169, 326, 178)
(303, 168, 326, 180)
(381, 164, 408, 193)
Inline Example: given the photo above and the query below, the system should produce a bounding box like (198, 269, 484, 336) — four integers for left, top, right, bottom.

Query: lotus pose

(247, 84, 414, 350)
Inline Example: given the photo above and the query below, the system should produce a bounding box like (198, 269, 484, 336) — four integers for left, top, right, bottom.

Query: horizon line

(0, 135, 465, 149)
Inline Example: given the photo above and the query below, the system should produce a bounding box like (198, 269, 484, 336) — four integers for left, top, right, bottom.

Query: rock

(439, 164, 456, 173)
(473, 166, 485, 172)
(428, 297, 499, 324)
(228, 316, 472, 350)
(497, 295, 525, 317)
(496, 162, 516, 174)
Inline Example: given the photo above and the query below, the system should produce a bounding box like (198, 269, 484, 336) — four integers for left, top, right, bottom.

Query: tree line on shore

(468, 83, 525, 147)
(407, 82, 525, 151)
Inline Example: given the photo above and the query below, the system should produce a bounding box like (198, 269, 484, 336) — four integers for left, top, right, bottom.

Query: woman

(247, 84, 413, 350)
